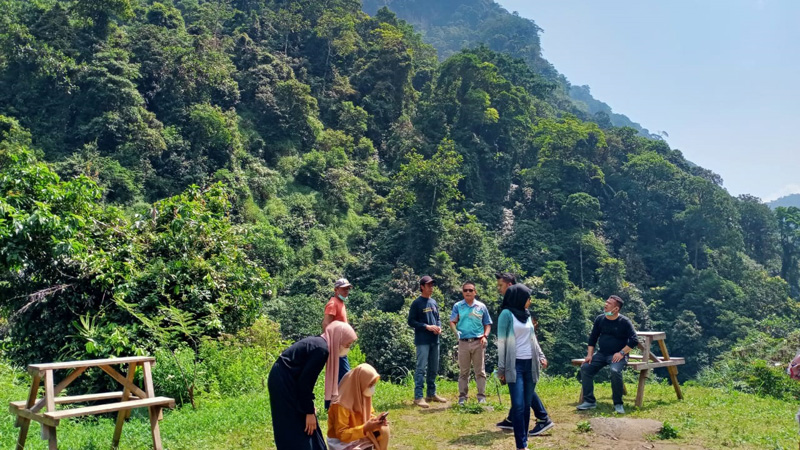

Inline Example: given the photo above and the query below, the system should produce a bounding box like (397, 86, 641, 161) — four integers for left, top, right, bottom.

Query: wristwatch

(618, 351, 627, 357)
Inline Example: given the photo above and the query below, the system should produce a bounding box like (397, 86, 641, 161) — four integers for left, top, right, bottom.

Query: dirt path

(386, 401, 711, 449)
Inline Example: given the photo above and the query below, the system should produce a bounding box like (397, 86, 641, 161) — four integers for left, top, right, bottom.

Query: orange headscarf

(322, 321, 358, 401)
(333, 364, 380, 423)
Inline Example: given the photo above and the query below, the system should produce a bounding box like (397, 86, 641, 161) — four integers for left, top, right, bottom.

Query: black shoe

(529, 420, 554, 436)
(496, 418, 513, 430)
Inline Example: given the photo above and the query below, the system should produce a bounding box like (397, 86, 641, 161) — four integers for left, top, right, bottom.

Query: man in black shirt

(577, 295, 639, 414)
(407, 275, 447, 408)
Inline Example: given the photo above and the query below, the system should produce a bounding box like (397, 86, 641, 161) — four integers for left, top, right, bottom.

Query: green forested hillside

(1, 0, 799, 395)
(361, 0, 660, 138)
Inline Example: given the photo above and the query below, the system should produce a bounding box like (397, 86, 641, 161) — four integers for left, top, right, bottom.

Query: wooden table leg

(657, 340, 684, 400)
(41, 370, 56, 440)
(16, 418, 31, 450)
(112, 362, 138, 449)
(44, 370, 56, 413)
(45, 426, 57, 450)
(16, 373, 41, 449)
(149, 406, 163, 450)
(635, 369, 649, 408)
(143, 362, 163, 420)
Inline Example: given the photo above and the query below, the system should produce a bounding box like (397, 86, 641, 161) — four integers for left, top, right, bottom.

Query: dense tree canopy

(0, 0, 797, 381)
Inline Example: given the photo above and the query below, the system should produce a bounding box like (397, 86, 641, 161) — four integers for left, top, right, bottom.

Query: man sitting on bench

(577, 295, 639, 414)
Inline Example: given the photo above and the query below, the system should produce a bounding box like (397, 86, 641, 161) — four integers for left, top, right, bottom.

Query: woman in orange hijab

(327, 364, 390, 450)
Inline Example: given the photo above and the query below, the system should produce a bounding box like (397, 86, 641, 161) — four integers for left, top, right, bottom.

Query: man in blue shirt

(449, 281, 492, 405)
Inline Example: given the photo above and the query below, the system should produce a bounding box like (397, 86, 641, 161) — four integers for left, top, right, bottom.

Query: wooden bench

(571, 331, 685, 408)
(9, 356, 175, 450)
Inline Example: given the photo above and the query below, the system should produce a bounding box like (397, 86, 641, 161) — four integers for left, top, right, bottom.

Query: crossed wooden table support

(571, 331, 685, 408)
(9, 356, 175, 450)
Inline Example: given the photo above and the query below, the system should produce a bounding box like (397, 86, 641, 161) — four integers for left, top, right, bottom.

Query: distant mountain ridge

(362, 0, 661, 139)
(768, 193, 800, 209)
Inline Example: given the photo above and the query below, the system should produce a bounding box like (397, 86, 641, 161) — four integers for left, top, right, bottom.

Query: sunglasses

(462, 289, 475, 293)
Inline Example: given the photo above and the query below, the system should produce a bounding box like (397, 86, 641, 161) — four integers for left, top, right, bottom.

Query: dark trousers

(505, 389, 550, 424)
(504, 366, 549, 425)
(414, 343, 439, 398)
(508, 359, 549, 449)
(324, 355, 350, 410)
(268, 363, 326, 450)
(580, 351, 627, 405)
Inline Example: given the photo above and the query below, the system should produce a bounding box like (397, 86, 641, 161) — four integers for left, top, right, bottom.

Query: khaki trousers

(457, 339, 487, 400)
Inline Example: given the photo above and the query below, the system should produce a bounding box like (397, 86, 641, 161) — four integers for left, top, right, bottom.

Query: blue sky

(496, 0, 800, 201)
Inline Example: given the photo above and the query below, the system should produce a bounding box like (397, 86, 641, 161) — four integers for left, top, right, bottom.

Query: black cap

(419, 275, 435, 286)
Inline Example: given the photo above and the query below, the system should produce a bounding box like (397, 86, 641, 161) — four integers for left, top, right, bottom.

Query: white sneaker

(614, 404, 625, 414)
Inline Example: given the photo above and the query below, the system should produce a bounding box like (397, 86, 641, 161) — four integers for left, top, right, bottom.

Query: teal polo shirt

(450, 300, 492, 339)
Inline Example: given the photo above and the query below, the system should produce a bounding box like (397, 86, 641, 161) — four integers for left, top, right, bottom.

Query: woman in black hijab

(496, 284, 554, 449)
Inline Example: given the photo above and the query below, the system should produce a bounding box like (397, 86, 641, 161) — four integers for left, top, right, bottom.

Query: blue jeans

(324, 356, 351, 410)
(505, 386, 550, 424)
(508, 359, 535, 449)
(414, 343, 439, 399)
(580, 352, 627, 405)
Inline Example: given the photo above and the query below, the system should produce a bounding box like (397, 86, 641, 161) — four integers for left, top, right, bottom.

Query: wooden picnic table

(571, 331, 685, 408)
(9, 356, 175, 450)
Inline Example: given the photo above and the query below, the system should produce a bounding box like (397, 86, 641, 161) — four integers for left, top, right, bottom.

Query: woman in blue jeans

(496, 284, 554, 449)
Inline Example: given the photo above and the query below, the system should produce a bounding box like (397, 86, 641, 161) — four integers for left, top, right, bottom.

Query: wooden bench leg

(657, 340, 683, 401)
(635, 369, 649, 408)
(149, 406, 163, 450)
(623, 383, 628, 396)
(16, 417, 31, 449)
(45, 426, 57, 450)
(668, 366, 683, 400)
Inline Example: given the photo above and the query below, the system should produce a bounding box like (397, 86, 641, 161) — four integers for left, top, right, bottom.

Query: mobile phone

(378, 411, 389, 420)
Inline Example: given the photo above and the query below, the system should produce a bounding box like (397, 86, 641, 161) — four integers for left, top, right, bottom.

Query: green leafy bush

(152, 346, 203, 406)
(657, 421, 679, 440)
(358, 311, 415, 382)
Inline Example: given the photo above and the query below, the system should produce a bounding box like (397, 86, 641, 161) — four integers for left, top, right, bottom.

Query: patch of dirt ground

(584, 417, 706, 449)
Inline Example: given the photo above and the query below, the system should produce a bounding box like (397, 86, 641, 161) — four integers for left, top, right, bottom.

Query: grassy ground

(2, 362, 798, 449)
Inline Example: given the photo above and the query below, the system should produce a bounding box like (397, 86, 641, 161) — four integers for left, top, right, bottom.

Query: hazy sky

(496, 0, 800, 201)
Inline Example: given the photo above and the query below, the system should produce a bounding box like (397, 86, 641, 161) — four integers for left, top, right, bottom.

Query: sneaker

(496, 418, 514, 430)
(529, 420, 554, 436)
(413, 398, 430, 408)
(576, 401, 597, 410)
(458, 397, 466, 406)
(426, 394, 448, 403)
(614, 404, 625, 414)
(477, 397, 487, 404)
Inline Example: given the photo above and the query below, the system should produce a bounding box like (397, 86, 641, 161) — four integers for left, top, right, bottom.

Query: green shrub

(657, 421, 679, 440)
(152, 346, 203, 406)
(348, 343, 367, 368)
(576, 420, 592, 433)
(199, 339, 267, 398)
(271, 294, 325, 342)
(358, 311, 415, 382)
(152, 317, 286, 405)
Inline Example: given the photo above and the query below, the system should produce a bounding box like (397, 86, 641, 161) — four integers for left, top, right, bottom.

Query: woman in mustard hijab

(327, 363, 390, 450)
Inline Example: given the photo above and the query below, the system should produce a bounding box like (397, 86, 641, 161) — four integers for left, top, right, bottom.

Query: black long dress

(268, 336, 329, 450)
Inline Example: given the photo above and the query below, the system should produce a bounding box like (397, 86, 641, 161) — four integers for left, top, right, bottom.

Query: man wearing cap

(323, 278, 352, 409)
(407, 275, 447, 408)
(450, 281, 492, 405)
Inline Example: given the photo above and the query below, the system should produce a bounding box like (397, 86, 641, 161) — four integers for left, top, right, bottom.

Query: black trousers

(268, 363, 326, 450)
